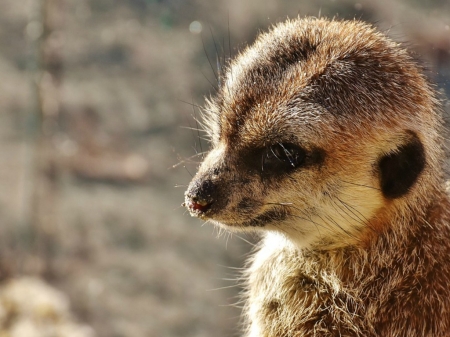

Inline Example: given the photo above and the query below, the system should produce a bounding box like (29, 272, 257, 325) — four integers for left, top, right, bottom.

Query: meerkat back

(184, 17, 450, 337)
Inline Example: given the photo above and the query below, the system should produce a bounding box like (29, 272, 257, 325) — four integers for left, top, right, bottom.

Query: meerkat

(184, 17, 450, 336)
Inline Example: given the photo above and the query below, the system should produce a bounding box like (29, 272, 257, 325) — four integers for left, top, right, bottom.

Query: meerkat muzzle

(185, 179, 215, 217)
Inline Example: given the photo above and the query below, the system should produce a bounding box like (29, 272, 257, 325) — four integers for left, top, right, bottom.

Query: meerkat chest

(245, 229, 450, 337)
(246, 241, 369, 337)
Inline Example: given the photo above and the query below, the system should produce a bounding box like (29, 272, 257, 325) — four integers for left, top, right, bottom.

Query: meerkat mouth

(222, 207, 289, 228)
(184, 199, 213, 218)
(185, 197, 289, 229)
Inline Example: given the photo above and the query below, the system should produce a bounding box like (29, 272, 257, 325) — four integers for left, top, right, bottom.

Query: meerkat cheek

(316, 189, 383, 241)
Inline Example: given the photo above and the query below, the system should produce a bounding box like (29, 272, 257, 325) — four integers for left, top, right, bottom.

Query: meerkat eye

(262, 143, 306, 173)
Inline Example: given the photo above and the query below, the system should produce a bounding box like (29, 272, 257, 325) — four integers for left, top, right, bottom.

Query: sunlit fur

(185, 17, 450, 336)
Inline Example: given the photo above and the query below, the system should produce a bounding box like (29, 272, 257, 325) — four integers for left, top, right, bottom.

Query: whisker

(173, 204, 186, 211)
(180, 99, 205, 161)
(201, 34, 219, 83)
(266, 202, 325, 237)
(226, 13, 234, 98)
(171, 151, 207, 168)
(206, 284, 239, 292)
(192, 98, 205, 160)
(179, 126, 207, 133)
(332, 197, 367, 226)
(184, 165, 193, 177)
(178, 99, 203, 110)
(312, 212, 350, 238)
(209, 25, 222, 87)
(324, 201, 362, 239)
(201, 219, 211, 227)
(216, 264, 246, 271)
(234, 234, 256, 247)
(324, 213, 360, 241)
(267, 201, 358, 239)
(191, 113, 210, 136)
(341, 180, 380, 191)
(222, 34, 226, 76)
(184, 134, 208, 143)
(336, 197, 378, 234)
(184, 108, 201, 157)
(217, 277, 240, 282)
(200, 68, 218, 91)
(271, 223, 292, 235)
(225, 231, 232, 249)
(286, 213, 325, 238)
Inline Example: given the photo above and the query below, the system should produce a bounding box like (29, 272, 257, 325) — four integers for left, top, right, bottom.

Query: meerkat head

(184, 18, 442, 248)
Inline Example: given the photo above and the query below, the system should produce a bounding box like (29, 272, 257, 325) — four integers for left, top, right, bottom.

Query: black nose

(185, 179, 215, 215)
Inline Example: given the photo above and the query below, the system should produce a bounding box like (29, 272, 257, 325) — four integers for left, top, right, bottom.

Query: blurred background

(0, 0, 449, 336)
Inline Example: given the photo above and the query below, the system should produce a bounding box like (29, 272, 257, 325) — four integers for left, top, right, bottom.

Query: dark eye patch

(262, 143, 306, 173)
(240, 142, 325, 177)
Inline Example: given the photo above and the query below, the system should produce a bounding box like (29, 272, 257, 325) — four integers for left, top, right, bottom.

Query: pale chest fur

(245, 230, 450, 337)
(246, 234, 368, 337)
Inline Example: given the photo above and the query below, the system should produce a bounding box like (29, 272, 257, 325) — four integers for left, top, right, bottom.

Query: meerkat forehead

(210, 17, 435, 147)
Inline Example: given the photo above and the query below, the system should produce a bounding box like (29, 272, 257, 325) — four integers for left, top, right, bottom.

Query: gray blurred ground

(0, 0, 449, 336)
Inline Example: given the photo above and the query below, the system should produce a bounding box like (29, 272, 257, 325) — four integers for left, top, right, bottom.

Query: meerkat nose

(185, 179, 215, 216)
(190, 197, 212, 213)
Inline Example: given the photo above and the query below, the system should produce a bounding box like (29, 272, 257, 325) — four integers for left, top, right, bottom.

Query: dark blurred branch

(18, 0, 45, 275)
(19, 0, 65, 278)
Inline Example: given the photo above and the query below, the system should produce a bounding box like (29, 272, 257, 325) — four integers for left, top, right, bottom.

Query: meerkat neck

(302, 188, 450, 275)
(277, 185, 449, 267)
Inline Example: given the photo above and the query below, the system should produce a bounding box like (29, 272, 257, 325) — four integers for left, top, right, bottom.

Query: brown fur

(184, 17, 450, 336)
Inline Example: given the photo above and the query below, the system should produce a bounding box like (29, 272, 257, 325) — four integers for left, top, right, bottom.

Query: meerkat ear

(378, 131, 426, 199)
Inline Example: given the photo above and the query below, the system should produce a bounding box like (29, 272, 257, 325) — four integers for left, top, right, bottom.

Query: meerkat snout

(185, 178, 216, 216)
(185, 147, 228, 218)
